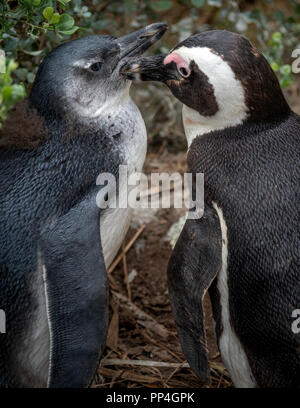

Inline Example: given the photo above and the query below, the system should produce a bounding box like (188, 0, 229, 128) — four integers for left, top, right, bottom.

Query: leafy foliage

(0, 58, 26, 124)
(0, 0, 80, 123)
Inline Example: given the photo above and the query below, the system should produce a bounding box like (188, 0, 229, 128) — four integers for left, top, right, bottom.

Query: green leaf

(270, 62, 279, 72)
(4, 36, 18, 52)
(43, 6, 54, 21)
(23, 0, 33, 9)
(272, 32, 282, 41)
(0, 53, 5, 74)
(32, 0, 41, 5)
(56, 14, 75, 31)
(50, 13, 60, 25)
(58, 26, 79, 36)
(269, 32, 282, 49)
(280, 64, 291, 75)
(14, 68, 28, 81)
(27, 72, 35, 83)
(151, 1, 173, 11)
(7, 59, 18, 75)
(11, 84, 26, 100)
(191, 0, 205, 7)
(1, 86, 12, 100)
(57, 0, 71, 5)
(280, 76, 292, 88)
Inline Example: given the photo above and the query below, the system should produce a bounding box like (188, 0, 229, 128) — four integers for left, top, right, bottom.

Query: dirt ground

(94, 151, 233, 389)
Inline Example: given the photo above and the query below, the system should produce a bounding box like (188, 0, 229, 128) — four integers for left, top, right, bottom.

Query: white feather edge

(42, 264, 53, 388)
(212, 201, 256, 388)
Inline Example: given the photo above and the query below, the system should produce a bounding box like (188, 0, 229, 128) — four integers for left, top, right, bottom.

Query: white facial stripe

(174, 46, 248, 147)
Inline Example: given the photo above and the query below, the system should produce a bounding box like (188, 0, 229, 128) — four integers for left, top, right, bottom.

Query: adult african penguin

(0, 23, 167, 387)
(121, 30, 300, 387)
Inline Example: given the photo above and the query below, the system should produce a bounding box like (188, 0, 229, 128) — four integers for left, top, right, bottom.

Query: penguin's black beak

(117, 23, 168, 60)
(120, 54, 182, 82)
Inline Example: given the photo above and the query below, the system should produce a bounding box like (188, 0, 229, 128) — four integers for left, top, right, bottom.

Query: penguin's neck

(182, 103, 248, 148)
(30, 82, 132, 136)
(182, 103, 294, 148)
(73, 84, 131, 120)
(39, 87, 134, 149)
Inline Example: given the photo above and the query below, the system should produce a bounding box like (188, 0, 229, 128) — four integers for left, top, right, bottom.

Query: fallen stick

(101, 357, 228, 375)
(122, 241, 131, 301)
(108, 226, 145, 274)
(101, 358, 189, 368)
(111, 291, 169, 339)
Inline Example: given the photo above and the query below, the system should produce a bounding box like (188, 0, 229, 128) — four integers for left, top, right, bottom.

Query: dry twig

(108, 226, 145, 274)
(111, 291, 169, 339)
(122, 241, 131, 300)
(102, 358, 189, 368)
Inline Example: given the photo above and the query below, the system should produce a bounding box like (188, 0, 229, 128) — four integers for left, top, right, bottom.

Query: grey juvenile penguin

(121, 30, 300, 388)
(0, 23, 167, 387)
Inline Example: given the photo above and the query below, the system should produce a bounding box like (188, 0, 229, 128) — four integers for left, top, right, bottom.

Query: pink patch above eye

(163, 53, 191, 77)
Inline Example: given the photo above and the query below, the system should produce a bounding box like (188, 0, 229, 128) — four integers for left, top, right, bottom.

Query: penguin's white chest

(212, 202, 256, 388)
(101, 206, 133, 268)
(100, 101, 147, 267)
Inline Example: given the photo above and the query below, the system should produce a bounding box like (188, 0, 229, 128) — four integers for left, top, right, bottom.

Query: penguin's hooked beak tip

(139, 23, 168, 39)
(117, 22, 168, 62)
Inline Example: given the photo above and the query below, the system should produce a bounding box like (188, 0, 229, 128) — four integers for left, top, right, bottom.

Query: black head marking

(123, 30, 291, 125)
(166, 60, 218, 117)
(174, 30, 290, 122)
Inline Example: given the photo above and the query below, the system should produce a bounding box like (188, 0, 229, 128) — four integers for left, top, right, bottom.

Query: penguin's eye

(90, 62, 103, 72)
(179, 67, 189, 78)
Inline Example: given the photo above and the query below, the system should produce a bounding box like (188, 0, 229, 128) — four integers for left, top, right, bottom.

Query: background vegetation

(1, 0, 300, 147)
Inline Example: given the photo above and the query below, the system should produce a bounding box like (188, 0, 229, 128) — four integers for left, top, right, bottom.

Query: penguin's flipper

(167, 206, 222, 385)
(41, 193, 108, 388)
